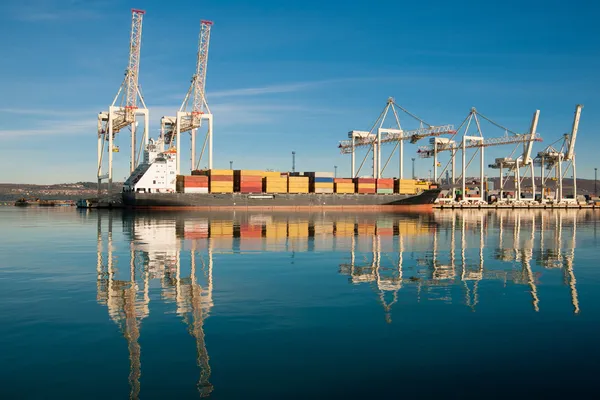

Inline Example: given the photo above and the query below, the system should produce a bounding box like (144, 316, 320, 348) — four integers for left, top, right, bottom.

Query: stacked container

(376, 219, 394, 236)
(176, 175, 209, 193)
(334, 178, 354, 194)
(306, 172, 334, 193)
(376, 178, 394, 194)
(263, 175, 288, 193)
(210, 220, 234, 237)
(395, 179, 417, 194)
(355, 178, 376, 194)
(265, 221, 288, 243)
(210, 169, 234, 193)
(357, 221, 376, 235)
(334, 220, 355, 236)
(233, 170, 263, 193)
(287, 176, 309, 193)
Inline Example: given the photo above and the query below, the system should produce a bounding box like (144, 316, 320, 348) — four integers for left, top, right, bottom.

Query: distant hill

(0, 182, 123, 201)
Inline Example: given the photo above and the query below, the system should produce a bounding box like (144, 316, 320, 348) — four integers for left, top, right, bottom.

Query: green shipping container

(376, 189, 394, 194)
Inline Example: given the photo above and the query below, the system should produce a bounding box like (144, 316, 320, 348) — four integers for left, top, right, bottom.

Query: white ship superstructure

(123, 138, 177, 194)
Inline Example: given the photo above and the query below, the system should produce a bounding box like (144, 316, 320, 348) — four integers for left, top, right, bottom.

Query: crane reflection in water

(88, 208, 586, 398)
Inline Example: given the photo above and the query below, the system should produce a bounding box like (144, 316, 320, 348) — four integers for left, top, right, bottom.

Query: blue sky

(0, 0, 599, 184)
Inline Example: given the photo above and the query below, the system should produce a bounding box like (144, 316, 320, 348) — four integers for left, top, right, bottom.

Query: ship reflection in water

(90, 208, 590, 398)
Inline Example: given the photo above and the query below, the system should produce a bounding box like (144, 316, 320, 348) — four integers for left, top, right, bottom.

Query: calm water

(1, 208, 600, 399)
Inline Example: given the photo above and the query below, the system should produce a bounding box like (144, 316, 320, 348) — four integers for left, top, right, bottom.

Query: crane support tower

(418, 108, 542, 204)
(338, 98, 455, 179)
(488, 110, 540, 204)
(161, 20, 214, 175)
(535, 105, 583, 204)
(97, 9, 149, 195)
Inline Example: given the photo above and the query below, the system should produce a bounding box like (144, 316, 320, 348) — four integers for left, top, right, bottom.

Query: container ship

(120, 138, 440, 210)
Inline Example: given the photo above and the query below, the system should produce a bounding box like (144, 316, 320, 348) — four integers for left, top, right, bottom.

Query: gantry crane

(418, 108, 542, 204)
(488, 110, 541, 204)
(337, 97, 455, 178)
(97, 9, 149, 195)
(161, 20, 214, 175)
(534, 105, 583, 204)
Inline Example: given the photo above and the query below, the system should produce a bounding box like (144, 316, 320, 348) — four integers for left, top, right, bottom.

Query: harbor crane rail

(338, 97, 455, 179)
(97, 9, 149, 195)
(161, 20, 214, 175)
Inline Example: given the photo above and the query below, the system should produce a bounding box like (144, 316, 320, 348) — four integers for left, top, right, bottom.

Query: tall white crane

(97, 9, 149, 195)
(418, 108, 542, 204)
(338, 97, 455, 178)
(535, 105, 583, 204)
(488, 110, 540, 204)
(161, 20, 214, 175)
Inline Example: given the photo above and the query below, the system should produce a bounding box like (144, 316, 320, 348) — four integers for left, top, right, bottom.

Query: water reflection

(87, 208, 590, 398)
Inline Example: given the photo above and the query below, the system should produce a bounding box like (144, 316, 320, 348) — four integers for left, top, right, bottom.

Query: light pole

(230, 161, 233, 170)
(595, 167, 597, 197)
(411, 158, 416, 179)
(334, 165, 338, 178)
(292, 151, 296, 173)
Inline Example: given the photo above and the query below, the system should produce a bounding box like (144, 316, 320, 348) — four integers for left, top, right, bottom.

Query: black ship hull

(122, 189, 440, 210)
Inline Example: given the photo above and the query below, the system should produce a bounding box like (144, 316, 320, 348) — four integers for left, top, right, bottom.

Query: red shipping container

(357, 188, 376, 194)
(240, 176, 263, 182)
(210, 175, 234, 182)
(184, 181, 209, 188)
(355, 178, 376, 184)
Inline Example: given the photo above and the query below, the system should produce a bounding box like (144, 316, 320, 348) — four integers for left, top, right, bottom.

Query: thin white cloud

(0, 101, 311, 138)
(207, 77, 384, 99)
(0, 118, 93, 137)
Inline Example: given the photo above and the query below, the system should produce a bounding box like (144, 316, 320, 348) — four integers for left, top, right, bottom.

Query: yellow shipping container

(265, 187, 288, 193)
(288, 177, 309, 182)
(288, 221, 309, 238)
(357, 223, 376, 235)
(335, 222, 355, 235)
(208, 169, 234, 176)
(357, 183, 376, 189)
(288, 189, 309, 193)
(265, 222, 288, 238)
(313, 182, 334, 188)
(398, 179, 417, 184)
(210, 221, 234, 237)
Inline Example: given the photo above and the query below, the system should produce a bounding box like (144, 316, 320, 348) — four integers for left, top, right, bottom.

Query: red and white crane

(97, 9, 149, 195)
(161, 20, 214, 175)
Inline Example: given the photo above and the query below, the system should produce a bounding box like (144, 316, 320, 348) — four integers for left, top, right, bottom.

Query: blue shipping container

(314, 177, 334, 183)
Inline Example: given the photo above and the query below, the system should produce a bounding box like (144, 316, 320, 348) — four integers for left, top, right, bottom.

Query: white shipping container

(184, 187, 209, 194)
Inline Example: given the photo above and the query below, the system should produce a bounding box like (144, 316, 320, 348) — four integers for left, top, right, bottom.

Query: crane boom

(338, 125, 455, 154)
(523, 110, 540, 164)
(164, 20, 213, 144)
(418, 133, 542, 157)
(106, 9, 146, 134)
(126, 9, 145, 112)
(565, 104, 582, 161)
